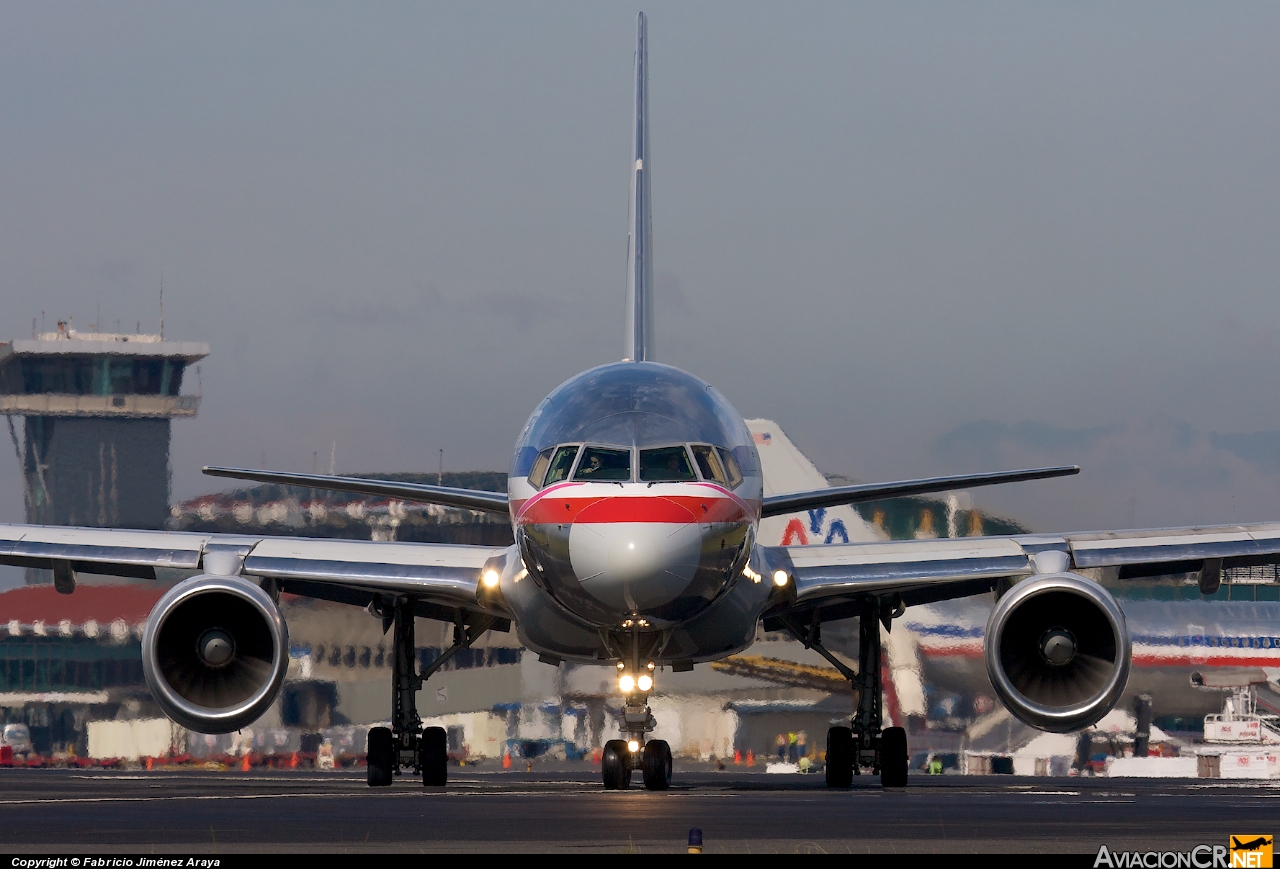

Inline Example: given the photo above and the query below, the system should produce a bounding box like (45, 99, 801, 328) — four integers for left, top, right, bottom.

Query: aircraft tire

(641, 739, 672, 791)
(367, 726, 394, 787)
(825, 726, 853, 788)
(879, 726, 908, 788)
(422, 726, 448, 786)
(602, 739, 632, 790)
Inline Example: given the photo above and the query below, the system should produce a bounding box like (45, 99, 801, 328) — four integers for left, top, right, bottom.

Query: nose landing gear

(602, 682, 672, 790)
(601, 734, 672, 791)
(641, 739, 673, 790)
(602, 628, 671, 790)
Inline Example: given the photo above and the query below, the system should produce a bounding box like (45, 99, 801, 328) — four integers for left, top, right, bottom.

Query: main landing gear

(366, 598, 495, 788)
(602, 624, 672, 791)
(783, 597, 909, 789)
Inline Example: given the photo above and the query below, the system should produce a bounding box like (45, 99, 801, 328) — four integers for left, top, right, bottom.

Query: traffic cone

(240, 753, 251, 772)
(733, 750, 741, 765)
(746, 750, 755, 767)
(145, 756, 153, 771)
(502, 750, 511, 769)
(288, 752, 298, 770)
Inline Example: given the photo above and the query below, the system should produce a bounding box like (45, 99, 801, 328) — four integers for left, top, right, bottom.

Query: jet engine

(142, 574, 289, 733)
(984, 572, 1131, 733)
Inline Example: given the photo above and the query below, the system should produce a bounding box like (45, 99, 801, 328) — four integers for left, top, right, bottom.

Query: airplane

(4, 12, 1280, 792)
(1231, 837, 1272, 852)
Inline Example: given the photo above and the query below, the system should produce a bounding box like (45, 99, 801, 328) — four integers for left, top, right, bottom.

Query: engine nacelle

(984, 572, 1131, 733)
(142, 574, 289, 734)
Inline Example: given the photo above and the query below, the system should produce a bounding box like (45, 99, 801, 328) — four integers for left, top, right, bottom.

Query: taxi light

(482, 569, 500, 589)
(637, 674, 653, 692)
(773, 570, 789, 587)
(617, 661, 626, 670)
(627, 740, 640, 754)
(619, 674, 635, 693)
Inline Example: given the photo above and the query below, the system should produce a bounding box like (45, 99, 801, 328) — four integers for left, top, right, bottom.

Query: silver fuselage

(498, 361, 776, 664)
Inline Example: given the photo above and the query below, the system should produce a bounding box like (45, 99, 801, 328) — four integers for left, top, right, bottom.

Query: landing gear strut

(602, 624, 671, 791)
(366, 598, 494, 788)
(783, 596, 908, 789)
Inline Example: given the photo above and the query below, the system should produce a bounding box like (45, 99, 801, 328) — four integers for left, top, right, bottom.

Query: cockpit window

(638, 445, 696, 482)
(690, 444, 727, 485)
(527, 447, 554, 488)
(716, 446, 743, 488)
(573, 447, 632, 482)
(543, 445, 580, 486)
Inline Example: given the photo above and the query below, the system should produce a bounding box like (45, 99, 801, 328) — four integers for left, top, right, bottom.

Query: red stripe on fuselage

(919, 645, 1280, 669)
(514, 483, 754, 526)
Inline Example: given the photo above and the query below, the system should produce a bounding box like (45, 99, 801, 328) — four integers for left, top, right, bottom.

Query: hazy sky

(1, 2, 1278, 534)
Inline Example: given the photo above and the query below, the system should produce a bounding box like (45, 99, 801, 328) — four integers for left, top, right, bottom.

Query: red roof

(0, 584, 164, 625)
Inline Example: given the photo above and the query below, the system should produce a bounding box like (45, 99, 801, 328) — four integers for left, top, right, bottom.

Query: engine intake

(984, 572, 1131, 733)
(142, 575, 289, 733)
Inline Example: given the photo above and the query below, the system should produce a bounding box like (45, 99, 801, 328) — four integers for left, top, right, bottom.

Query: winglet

(623, 12, 653, 362)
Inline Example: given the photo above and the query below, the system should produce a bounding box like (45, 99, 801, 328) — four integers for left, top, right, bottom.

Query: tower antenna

(159, 273, 164, 338)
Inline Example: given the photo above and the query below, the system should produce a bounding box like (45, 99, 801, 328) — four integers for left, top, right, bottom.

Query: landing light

(637, 674, 653, 692)
(627, 740, 640, 754)
(773, 570, 789, 587)
(619, 674, 635, 693)
(482, 569, 500, 589)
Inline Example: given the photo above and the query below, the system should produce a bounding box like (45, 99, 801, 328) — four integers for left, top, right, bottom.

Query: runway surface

(0, 766, 1275, 853)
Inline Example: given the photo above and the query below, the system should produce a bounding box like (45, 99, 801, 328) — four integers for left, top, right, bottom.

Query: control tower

(0, 323, 209, 530)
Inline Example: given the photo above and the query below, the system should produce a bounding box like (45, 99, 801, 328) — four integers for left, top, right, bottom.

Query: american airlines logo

(781, 508, 850, 546)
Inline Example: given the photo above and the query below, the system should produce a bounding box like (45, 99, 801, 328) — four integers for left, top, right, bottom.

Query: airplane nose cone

(568, 498, 703, 612)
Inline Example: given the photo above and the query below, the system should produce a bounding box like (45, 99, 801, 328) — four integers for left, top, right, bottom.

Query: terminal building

(0, 323, 208, 531)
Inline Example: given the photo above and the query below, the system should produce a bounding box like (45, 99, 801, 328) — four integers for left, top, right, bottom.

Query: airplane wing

(0, 523, 510, 621)
(762, 521, 1280, 623)
(760, 465, 1078, 517)
(200, 466, 510, 515)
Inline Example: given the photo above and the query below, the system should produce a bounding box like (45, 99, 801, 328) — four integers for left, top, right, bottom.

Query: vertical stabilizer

(623, 12, 654, 362)
(745, 419, 885, 545)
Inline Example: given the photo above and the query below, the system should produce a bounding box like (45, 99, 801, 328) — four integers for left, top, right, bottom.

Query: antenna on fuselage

(623, 12, 653, 363)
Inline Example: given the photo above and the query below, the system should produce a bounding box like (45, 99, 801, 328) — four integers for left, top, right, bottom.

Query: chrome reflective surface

(512, 362, 758, 477)
(141, 574, 289, 734)
(507, 362, 762, 626)
(984, 572, 1131, 733)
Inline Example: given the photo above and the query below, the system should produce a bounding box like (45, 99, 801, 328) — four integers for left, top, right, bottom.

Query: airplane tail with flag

(745, 419, 884, 546)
